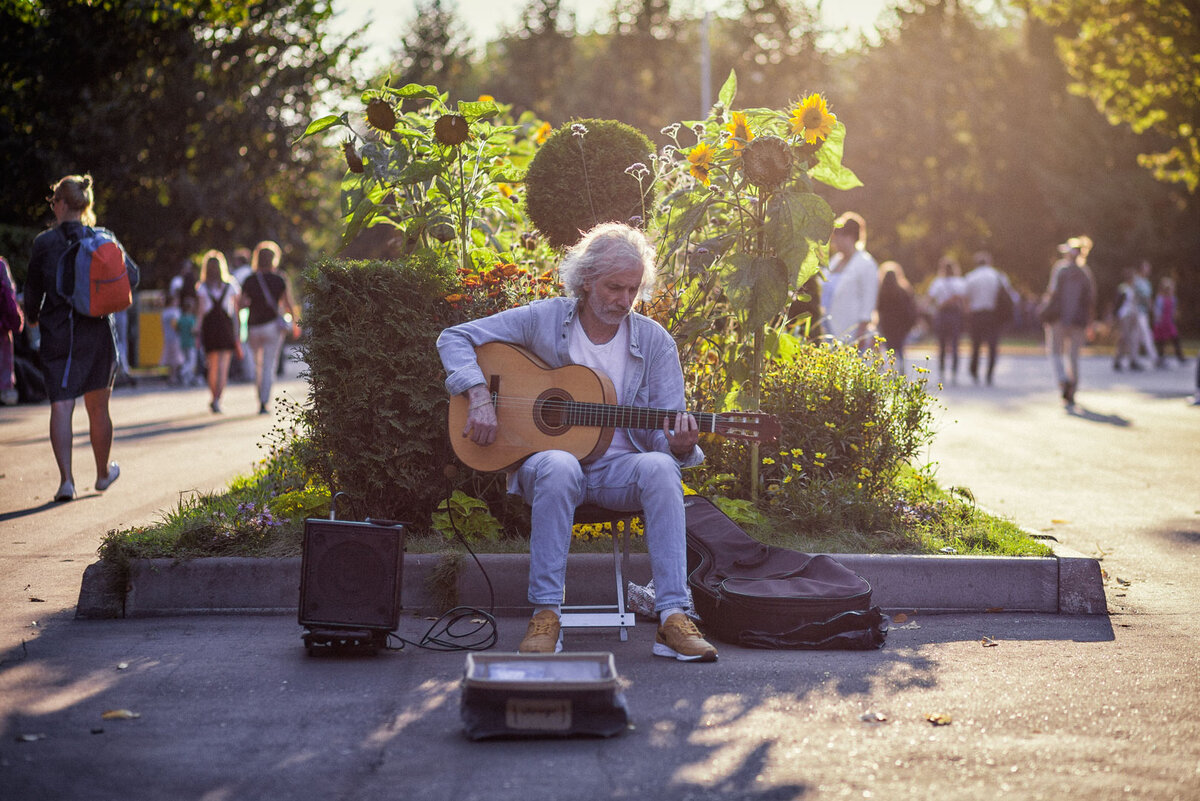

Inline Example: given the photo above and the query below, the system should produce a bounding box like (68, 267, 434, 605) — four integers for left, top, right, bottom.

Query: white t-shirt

(569, 318, 635, 458)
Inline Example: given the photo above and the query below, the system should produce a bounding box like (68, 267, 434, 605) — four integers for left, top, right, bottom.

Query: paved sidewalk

(2, 351, 1198, 800)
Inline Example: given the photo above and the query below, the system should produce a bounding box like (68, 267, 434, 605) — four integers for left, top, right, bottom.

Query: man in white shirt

(963, 251, 1012, 385)
(819, 212, 878, 349)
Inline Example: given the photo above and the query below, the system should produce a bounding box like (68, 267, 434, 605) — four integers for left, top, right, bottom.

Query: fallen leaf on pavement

(116, 662, 129, 670)
(859, 711, 888, 724)
(925, 713, 953, 726)
(893, 621, 921, 630)
(29, 597, 45, 603)
(981, 637, 999, 647)
(102, 709, 140, 720)
(15, 733, 47, 742)
(1051, 519, 1069, 525)
(892, 613, 908, 624)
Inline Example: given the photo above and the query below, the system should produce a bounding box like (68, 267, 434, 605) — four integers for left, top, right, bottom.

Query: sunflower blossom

(687, 141, 714, 185)
(725, 111, 754, 153)
(790, 93, 837, 145)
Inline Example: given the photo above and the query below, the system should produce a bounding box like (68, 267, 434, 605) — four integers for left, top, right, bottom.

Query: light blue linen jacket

(436, 296, 704, 468)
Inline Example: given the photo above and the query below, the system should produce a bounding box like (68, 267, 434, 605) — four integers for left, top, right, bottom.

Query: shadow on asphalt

(0, 494, 102, 523)
(1066, 405, 1131, 426)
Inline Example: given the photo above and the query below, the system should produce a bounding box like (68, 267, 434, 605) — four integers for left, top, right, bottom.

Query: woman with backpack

(197, 249, 240, 413)
(22, 174, 138, 502)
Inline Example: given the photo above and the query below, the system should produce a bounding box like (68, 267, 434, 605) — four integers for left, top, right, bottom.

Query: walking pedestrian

(160, 286, 184, 385)
(964, 251, 1013, 386)
(875, 261, 918, 374)
(197, 249, 240, 413)
(229, 247, 253, 383)
(1131, 259, 1157, 364)
(177, 296, 198, 387)
(1040, 236, 1096, 406)
(21, 174, 139, 501)
(819, 212, 878, 350)
(0, 255, 23, 406)
(927, 256, 966, 383)
(1112, 268, 1144, 372)
(1152, 276, 1185, 367)
(240, 240, 296, 414)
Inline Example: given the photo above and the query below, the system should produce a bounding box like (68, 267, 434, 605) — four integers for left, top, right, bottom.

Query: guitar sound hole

(534, 390, 572, 437)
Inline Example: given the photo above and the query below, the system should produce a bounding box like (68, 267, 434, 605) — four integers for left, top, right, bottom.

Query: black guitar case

(684, 496, 888, 650)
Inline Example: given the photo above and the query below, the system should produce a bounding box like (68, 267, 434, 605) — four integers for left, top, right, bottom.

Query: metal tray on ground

(460, 652, 629, 740)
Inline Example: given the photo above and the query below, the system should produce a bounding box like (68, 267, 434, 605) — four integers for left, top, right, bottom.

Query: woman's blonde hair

(252, 239, 282, 272)
(200, 249, 231, 284)
(50, 174, 96, 226)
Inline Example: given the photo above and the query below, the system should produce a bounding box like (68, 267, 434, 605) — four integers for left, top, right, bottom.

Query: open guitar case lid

(684, 496, 888, 650)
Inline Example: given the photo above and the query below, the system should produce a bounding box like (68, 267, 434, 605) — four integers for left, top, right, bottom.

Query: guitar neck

(562, 400, 719, 433)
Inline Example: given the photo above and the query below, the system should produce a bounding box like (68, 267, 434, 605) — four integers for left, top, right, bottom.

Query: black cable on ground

(385, 476, 499, 653)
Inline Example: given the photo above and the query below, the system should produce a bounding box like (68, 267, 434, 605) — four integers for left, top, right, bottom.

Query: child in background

(160, 289, 184, 385)
(1152, 276, 1185, 367)
(177, 296, 199, 386)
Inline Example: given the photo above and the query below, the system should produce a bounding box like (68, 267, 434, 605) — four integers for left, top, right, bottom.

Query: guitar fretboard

(543, 399, 720, 433)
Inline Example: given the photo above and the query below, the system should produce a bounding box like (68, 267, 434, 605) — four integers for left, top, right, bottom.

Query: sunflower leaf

(718, 69, 738, 109)
(809, 123, 863, 190)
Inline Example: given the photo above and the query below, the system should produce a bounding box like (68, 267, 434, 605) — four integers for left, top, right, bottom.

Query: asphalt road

(1, 347, 1198, 801)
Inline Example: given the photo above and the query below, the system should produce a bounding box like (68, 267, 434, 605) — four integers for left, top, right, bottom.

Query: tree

(0, 0, 359, 282)
(1023, 0, 1200, 192)
(709, 0, 830, 110)
(479, 0, 577, 122)
(387, 0, 475, 94)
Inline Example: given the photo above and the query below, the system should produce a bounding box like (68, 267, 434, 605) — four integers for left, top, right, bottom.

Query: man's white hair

(559, 222, 657, 300)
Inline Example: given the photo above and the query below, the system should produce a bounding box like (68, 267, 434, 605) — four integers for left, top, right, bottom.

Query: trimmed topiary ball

(524, 119, 656, 250)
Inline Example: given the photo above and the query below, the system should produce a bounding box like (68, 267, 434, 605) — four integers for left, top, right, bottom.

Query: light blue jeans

(515, 449, 689, 613)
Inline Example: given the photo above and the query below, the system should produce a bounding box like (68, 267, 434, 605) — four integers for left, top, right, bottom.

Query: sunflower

(725, 111, 754, 153)
(741, 135, 792, 188)
(789, 94, 837, 145)
(434, 114, 469, 145)
(687, 141, 714, 185)
(365, 98, 397, 134)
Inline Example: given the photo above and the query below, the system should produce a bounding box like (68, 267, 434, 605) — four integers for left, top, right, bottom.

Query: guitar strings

(463, 395, 768, 433)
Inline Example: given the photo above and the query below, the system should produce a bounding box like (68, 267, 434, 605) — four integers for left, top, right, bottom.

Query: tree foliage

(1024, 0, 1200, 192)
(0, 0, 358, 282)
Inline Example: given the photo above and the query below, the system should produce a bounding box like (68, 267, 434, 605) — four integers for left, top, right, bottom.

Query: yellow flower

(534, 121, 552, 145)
(725, 111, 754, 153)
(762, 456, 776, 465)
(789, 93, 837, 145)
(478, 94, 494, 102)
(687, 141, 714, 185)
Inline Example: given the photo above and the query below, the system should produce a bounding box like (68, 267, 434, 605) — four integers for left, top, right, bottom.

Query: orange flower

(444, 293, 468, 303)
(534, 121, 552, 145)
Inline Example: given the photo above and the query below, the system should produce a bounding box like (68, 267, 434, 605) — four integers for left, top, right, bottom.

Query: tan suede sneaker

(518, 609, 563, 654)
(653, 613, 718, 662)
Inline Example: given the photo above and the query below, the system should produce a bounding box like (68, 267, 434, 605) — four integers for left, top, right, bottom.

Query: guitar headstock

(712, 411, 781, 444)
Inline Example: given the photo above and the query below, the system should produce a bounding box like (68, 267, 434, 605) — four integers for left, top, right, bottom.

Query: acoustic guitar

(448, 342, 781, 472)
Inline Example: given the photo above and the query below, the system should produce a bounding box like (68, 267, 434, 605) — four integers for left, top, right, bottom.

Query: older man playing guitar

(437, 222, 728, 661)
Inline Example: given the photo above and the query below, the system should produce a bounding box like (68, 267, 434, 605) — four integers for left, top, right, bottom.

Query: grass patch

(100, 460, 1051, 563)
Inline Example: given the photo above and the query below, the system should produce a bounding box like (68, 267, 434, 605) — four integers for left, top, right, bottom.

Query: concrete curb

(76, 540, 1107, 620)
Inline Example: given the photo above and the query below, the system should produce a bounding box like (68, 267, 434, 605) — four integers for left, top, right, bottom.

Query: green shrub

(696, 342, 937, 516)
(524, 119, 656, 249)
(298, 254, 458, 527)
